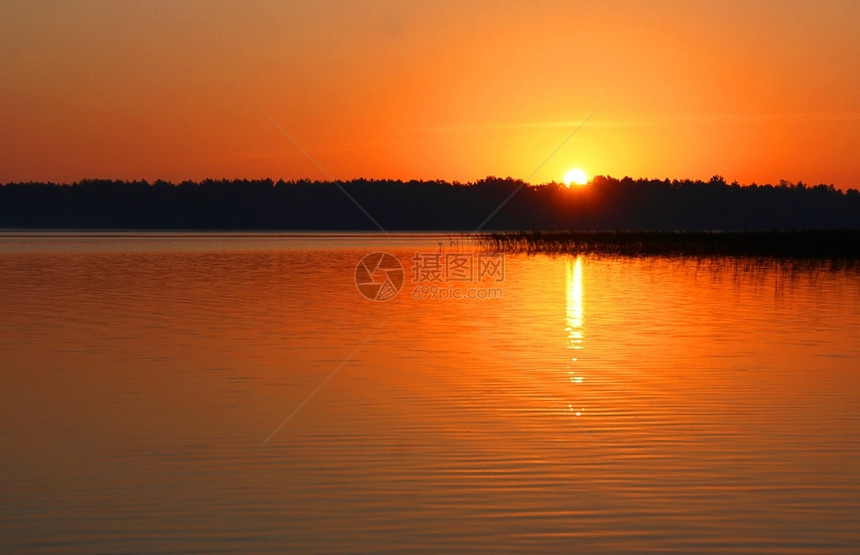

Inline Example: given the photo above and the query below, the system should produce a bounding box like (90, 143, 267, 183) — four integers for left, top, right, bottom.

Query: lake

(1, 232, 858, 553)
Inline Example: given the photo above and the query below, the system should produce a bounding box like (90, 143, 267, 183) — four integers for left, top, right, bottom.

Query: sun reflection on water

(566, 256, 584, 351)
(566, 256, 586, 416)
(567, 256, 583, 333)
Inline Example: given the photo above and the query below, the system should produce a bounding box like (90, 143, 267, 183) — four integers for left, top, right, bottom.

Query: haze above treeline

(1, 176, 858, 231)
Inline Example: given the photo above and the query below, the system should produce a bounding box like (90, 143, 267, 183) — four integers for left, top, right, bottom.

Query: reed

(477, 230, 860, 259)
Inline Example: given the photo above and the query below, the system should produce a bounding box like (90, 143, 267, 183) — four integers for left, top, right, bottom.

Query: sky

(2, 0, 859, 189)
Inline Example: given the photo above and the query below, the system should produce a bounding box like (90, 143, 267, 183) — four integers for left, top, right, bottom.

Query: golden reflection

(566, 256, 583, 349)
(566, 256, 585, 416)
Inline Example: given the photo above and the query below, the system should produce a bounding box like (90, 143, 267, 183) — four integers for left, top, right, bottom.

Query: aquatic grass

(477, 230, 860, 261)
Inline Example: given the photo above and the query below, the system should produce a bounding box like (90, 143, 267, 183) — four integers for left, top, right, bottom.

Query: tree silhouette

(1, 176, 858, 231)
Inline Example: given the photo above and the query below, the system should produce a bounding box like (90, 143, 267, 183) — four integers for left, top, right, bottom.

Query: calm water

(1, 233, 859, 553)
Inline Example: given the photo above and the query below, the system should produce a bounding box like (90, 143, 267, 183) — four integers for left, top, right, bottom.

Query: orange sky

(2, 0, 859, 189)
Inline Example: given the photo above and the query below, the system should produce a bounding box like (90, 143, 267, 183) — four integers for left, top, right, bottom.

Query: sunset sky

(2, 0, 859, 189)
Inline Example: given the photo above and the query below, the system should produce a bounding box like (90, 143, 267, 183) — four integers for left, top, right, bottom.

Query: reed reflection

(566, 256, 585, 416)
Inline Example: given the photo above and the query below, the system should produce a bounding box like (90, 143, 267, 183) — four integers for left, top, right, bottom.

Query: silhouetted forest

(1, 176, 858, 231)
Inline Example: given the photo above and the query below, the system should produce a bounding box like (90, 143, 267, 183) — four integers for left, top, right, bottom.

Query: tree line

(1, 175, 858, 230)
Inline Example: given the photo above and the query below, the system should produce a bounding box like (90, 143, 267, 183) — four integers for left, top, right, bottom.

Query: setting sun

(563, 168, 588, 187)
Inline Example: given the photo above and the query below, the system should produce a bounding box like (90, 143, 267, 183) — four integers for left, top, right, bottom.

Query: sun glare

(563, 168, 588, 187)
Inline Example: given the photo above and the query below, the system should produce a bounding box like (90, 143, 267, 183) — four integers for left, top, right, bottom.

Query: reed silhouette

(480, 230, 860, 260)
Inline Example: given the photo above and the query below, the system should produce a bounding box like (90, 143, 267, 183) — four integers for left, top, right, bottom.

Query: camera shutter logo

(354, 252, 405, 301)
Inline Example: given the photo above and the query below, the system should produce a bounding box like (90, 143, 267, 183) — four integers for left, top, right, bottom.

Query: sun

(563, 168, 588, 187)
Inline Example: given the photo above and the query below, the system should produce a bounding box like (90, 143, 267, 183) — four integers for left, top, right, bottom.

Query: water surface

(1, 233, 858, 553)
